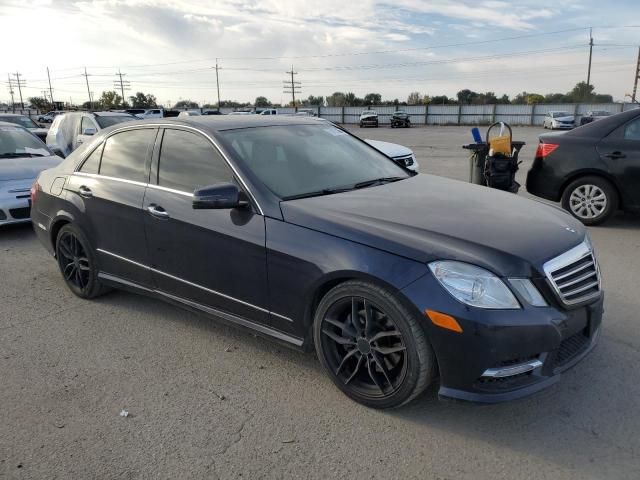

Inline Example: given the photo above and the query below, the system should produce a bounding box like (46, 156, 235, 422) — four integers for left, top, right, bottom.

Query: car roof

(0, 120, 27, 128)
(0, 113, 28, 117)
(565, 107, 640, 138)
(94, 111, 135, 117)
(112, 115, 323, 132)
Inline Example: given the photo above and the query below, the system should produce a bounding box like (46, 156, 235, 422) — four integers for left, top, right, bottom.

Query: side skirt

(98, 272, 304, 349)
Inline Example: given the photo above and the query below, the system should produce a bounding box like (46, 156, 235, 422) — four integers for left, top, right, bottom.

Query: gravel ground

(1, 125, 639, 479)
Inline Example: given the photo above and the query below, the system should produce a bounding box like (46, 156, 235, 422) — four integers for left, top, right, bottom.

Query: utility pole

(11, 72, 25, 109)
(82, 67, 92, 110)
(7, 74, 15, 113)
(214, 60, 221, 110)
(586, 28, 593, 90)
(114, 70, 130, 107)
(46, 67, 55, 108)
(283, 65, 301, 112)
(632, 46, 640, 103)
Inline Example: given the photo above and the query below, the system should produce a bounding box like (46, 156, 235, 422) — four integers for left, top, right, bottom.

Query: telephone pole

(586, 27, 593, 89)
(283, 65, 301, 112)
(82, 67, 92, 110)
(632, 46, 640, 103)
(214, 60, 221, 110)
(7, 74, 15, 112)
(114, 70, 130, 107)
(11, 72, 25, 109)
(46, 67, 55, 108)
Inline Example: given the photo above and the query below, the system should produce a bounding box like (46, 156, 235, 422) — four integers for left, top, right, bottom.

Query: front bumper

(401, 273, 604, 403)
(552, 123, 574, 129)
(360, 118, 378, 126)
(0, 182, 32, 226)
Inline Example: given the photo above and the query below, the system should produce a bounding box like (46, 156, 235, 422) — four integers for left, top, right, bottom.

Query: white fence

(241, 103, 635, 126)
(3, 103, 637, 126)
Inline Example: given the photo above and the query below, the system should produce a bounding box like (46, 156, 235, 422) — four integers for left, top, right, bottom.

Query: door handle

(78, 186, 93, 198)
(604, 151, 625, 159)
(147, 204, 170, 219)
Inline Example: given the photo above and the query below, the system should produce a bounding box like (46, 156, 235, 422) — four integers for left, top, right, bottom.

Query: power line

(11, 72, 26, 109)
(283, 66, 301, 110)
(82, 67, 92, 109)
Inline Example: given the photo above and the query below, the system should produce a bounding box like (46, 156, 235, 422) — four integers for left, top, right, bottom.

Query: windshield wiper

(0, 152, 46, 158)
(282, 187, 354, 201)
(353, 176, 405, 189)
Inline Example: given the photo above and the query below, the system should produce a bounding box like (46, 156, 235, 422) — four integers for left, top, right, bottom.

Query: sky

(1, 0, 638, 107)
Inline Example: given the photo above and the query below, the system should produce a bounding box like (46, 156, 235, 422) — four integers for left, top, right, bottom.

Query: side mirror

(193, 183, 249, 210)
(82, 127, 96, 136)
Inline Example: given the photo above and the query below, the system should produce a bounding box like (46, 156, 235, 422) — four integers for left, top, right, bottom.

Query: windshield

(362, 111, 377, 115)
(0, 126, 52, 158)
(593, 111, 610, 116)
(95, 115, 135, 129)
(0, 115, 39, 129)
(220, 124, 409, 199)
(552, 112, 571, 118)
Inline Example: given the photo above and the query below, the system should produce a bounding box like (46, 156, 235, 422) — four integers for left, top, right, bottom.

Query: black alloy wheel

(314, 281, 436, 408)
(56, 224, 108, 298)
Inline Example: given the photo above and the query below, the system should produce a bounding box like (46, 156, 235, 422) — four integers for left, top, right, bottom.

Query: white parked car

(46, 111, 135, 157)
(365, 139, 419, 172)
(359, 110, 379, 128)
(228, 111, 253, 115)
(141, 108, 163, 119)
(259, 109, 278, 115)
(177, 110, 201, 118)
(543, 111, 575, 130)
(0, 114, 49, 141)
(38, 111, 64, 123)
(0, 122, 62, 226)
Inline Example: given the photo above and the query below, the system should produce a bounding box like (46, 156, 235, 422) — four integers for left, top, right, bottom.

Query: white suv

(46, 111, 135, 157)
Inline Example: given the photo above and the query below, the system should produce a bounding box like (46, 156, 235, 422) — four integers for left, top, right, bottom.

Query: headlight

(429, 261, 520, 309)
(508, 279, 547, 307)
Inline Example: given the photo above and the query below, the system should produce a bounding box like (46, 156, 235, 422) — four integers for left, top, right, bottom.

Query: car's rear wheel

(56, 224, 108, 298)
(561, 176, 618, 225)
(314, 281, 436, 409)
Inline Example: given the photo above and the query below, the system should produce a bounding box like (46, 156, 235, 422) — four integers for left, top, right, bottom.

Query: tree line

(25, 81, 614, 112)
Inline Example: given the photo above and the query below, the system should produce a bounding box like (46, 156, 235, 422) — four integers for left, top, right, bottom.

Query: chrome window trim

(96, 248, 292, 322)
(145, 183, 193, 197)
(73, 171, 148, 188)
(73, 122, 264, 215)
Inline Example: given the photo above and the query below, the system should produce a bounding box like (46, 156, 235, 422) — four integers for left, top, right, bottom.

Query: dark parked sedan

(31, 116, 603, 408)
(527, 107, 640, 225)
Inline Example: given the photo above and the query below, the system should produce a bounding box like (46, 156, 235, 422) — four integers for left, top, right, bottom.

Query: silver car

(0, 122, 62, 226)
(543, 111, 575, 130)
(0, 113, 49, 141)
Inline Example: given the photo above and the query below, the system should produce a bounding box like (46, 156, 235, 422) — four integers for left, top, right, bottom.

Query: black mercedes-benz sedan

(31, 116, 603, 408)
(527, 107, 640, 225)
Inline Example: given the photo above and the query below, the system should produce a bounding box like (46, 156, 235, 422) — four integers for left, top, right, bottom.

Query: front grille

(543, 241, 601, 306)
(0, 210, 6, 221)
(393, 154, 414, 167)
(9, 207, 31, 219)
(554, 330, 590, 369)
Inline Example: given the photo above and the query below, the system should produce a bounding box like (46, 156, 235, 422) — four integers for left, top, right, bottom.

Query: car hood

(554, 116, 574, 122)
(365, 139, 412, 157)
(0, 154, 62, 181)
(280, 174, 585, 277)
(360, 113, 378, 119)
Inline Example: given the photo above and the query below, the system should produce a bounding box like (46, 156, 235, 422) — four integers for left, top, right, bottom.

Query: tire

(314, 280, 436, 409)
(55, 224, 109, 299)
(561, 176, 618, 225)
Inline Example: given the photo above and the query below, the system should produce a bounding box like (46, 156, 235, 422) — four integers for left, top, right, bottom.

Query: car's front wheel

(314, 281, 436, 408)
(561, 176, 618, 225)
(56, 224, 109, 298)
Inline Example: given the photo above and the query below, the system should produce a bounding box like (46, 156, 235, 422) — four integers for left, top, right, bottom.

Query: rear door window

(624, 118, 640, 141)
(99, 128, 155, 182)
(79, 143, 103, 174)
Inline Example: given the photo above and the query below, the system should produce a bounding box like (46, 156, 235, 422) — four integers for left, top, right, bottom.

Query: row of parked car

(0, 106, 638, 228)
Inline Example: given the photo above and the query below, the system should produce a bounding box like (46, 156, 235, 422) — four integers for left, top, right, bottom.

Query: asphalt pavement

(1, 126, 639, 479)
